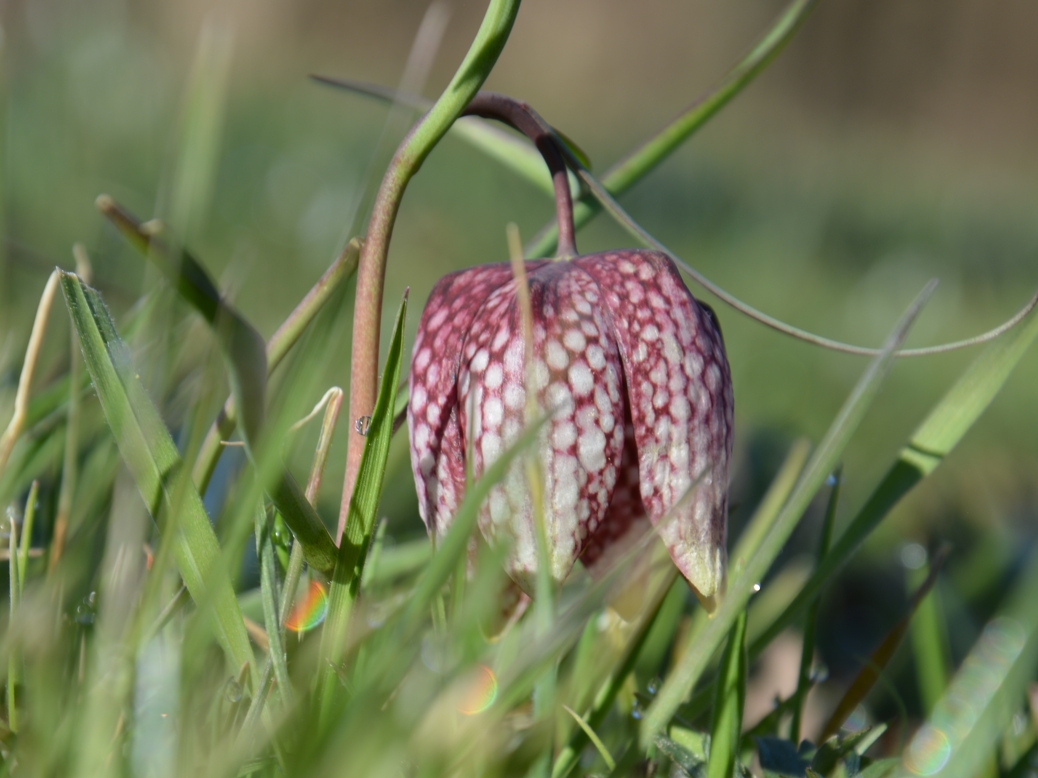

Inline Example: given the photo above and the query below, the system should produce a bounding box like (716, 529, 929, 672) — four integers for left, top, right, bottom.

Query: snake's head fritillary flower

(407, 248, 733, 604)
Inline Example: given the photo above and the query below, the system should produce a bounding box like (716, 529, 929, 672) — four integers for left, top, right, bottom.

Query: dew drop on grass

(224, 679, 243, 703)
(752, 582, 761, 592)
(75, 592, 97, 626)
(647, 676, 660, 695)
(631, 698, 643, 720)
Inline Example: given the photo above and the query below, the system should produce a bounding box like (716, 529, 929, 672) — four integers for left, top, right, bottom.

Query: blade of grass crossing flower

(317, 291, 407, 720)
(750, 299, 1038, 659)
(791, 469, 840, 744)
(58, 271, 255, 685)
(909, 559, 951, 716)
(562, 705, 615, 772)
(525, 0, 818, 258)
(707, 609, 748, 778)
(403, 412, 551, 629)
(642, 280, 936, 746)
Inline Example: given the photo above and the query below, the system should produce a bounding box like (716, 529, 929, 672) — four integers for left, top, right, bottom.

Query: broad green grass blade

(750, 300, 1038, 658)
(642, 280, 935, 745)
(317, 291, 407, 716)
(59, 271, 255, 684)
(98, 195, 338, 574)
(526, 0, 819, 257)
(707, 609, 747, 778)
(899, 549, 1038, 778)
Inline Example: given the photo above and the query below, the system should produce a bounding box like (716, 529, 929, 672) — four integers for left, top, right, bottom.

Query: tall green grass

(2, 2, 1038, 777)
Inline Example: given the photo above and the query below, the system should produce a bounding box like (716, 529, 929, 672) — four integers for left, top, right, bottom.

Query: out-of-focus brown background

(3, 0, 1037, 723)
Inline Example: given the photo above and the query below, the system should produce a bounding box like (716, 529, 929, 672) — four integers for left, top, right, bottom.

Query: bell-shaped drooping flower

(406, 93, 733, 604)
(408, 250, 732, 602)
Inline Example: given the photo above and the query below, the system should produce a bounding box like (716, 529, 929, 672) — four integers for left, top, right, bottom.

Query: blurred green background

(2, 0, 1037, 728)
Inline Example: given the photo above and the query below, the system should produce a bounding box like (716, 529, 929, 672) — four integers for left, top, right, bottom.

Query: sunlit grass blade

(900, 549, 1038, 778)
(58, 271, 255, 683)
(0, 272, 59, 482)
(750, 299, 1038, 658)
(819, 551, 945, 741)
(317, 291, 407, 718)
(642, 280, 936, 746)
(707, 609, 747, 778)
(97, 195, 338, 574)
(791, 468, 840, 744)
(525, 0, 818, 257)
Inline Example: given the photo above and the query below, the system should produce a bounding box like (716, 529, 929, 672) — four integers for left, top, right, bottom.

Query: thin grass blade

(791, 468, 840, 744)
(707, 609, 748, 778)
(561, 705, 615, 772)
(909, 557, 951, 717)
(751, 299, 1038, 657)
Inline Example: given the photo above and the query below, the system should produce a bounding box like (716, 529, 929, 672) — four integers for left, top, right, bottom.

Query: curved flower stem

(463, 92, 577, 259)
(340, 0, 521, 542)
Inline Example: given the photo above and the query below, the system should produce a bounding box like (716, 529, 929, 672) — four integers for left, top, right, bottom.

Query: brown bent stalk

(339, 0, 521, 542)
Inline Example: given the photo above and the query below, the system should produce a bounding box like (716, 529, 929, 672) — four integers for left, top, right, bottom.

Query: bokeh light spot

(285, 580, 327, 633)
(904, 725, 951, 774)
(457, 665, 497, 715)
